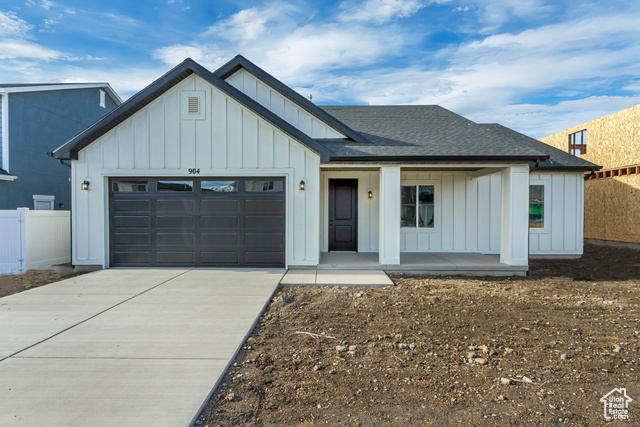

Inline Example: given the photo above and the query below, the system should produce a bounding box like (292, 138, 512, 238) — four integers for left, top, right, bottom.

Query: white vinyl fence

(0, 208, 70, 275)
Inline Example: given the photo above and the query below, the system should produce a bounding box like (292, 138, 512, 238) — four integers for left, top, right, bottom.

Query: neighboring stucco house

(50, 56, 598, 274)
(0, 83, 120, 210)
(541, 105, 639, 247)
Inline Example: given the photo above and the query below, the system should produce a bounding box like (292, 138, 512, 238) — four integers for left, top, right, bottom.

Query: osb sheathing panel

(585, 175, 640, 243)
(540, 104, 640, 170)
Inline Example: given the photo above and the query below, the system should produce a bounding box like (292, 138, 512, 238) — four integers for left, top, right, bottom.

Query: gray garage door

(109, 177, 285, 267)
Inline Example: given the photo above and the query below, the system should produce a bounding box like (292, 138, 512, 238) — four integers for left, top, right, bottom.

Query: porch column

(500, 165, 529, 266)
(379, 166, 401, 265)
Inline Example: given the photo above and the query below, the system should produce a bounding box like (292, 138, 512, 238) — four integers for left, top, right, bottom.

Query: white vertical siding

(529, 172, 584, 256)
(398, 170, 584, 257)
(400, 171, 502, 253)
(320, 170, 380, 252)
(71, 75, 320, 267)
(225, 69, 345, 139)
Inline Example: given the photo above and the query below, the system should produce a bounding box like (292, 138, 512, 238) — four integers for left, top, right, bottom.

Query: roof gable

(214, 55, 369, 144)
(51, 58, 334, 161)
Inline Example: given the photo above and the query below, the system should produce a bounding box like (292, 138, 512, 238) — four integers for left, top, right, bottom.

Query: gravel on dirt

(198, 244, 640, 426)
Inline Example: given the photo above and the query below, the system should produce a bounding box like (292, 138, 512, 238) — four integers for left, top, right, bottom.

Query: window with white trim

(401, 185, 435, 228)
(529, 185, 545, 228)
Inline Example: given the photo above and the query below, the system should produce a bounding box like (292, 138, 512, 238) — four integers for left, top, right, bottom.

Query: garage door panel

(110, 177, 285, 267)
(244, 199, 283, 213)
(200, 216, 239, 229)
(111, 216, 150, 228)
(200, 252, 239, 265)
(200, 232, 239, 246)
(156, 216, 194, 228)
(156, 199, 195, 212)
(111, 251, 151, 265)
(111, 233, 150, 246)
(245, 232, 284, 246)
(201, 199, 239, 213)
(245, 251, 284, 265)
(156, 251, 195, 264)
(111, 200, 150, 212)
(245, 215, 283, 229)
(156, 233, 195, 246)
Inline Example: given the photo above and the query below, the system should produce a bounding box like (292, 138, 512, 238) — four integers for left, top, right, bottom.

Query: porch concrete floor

(280, 269, 393, 287)
(318, 252, 527, 276)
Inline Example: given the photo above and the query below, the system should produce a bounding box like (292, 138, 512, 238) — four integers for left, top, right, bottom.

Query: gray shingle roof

(318, 105, 598, 170)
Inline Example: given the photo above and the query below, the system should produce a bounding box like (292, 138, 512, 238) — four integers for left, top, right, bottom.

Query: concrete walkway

(280, 269, 393, 287)
(0, 268, 283, 426)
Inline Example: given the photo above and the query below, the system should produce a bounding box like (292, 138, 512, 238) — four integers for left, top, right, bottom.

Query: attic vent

(181, 90, 206, 120)
(188, 96, 199, 115)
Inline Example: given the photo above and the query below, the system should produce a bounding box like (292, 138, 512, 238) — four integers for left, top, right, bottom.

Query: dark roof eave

(51, 58, 334, 161)
(327, 154, 551, 163)
(536, 165, 602, 172)
(214, 55, 371, 145)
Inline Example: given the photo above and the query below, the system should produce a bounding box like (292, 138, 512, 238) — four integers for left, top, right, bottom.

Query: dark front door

(328, 179, 357, 252)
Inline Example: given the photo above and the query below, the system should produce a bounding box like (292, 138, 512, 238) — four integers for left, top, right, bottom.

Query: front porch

(318, 252, 528, 276)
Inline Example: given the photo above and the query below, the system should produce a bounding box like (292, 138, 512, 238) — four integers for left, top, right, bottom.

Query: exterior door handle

(329, 220, 333, 226)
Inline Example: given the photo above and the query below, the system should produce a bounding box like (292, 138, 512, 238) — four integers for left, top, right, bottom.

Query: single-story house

(50, 56, 599, 274)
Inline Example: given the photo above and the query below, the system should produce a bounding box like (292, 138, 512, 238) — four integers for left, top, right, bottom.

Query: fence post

(17, 207, 28, 273)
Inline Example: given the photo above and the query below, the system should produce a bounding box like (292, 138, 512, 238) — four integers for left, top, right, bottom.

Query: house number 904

(188, 168, 200, 174)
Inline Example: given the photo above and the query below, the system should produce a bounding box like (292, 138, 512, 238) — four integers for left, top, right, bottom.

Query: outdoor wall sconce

(368, 190, 373, 199)
(81, 180, 91, 191)
(299, 180, 306, 190)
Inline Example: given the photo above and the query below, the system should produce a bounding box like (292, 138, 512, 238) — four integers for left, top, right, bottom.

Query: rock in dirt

(467, 352, 478, 359)
(313, 365, 323, 371)
(522, 376, 533, 383)
(336, 345, 348, 352)
(226, 392, 236, 401)
(474, 358, 488, 365)
(614, 345, 622, 353)
(560, 353, 570, 360)
(481, 345, 490, 354)
(501, 378, 513, 385)
(398, 343, 409, 350)
(348, 345, 357, 351)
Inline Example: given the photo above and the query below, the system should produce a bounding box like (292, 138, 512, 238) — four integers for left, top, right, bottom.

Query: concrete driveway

(0, 268, 283, 426)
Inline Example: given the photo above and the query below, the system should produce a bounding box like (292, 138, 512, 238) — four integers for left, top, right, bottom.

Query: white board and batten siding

(529, 172, 584, 256)
(400, 171, 502, 253)
(72, 74, 320, 268)
(398, 170, 584, 256)
(225, 69, 345, 140)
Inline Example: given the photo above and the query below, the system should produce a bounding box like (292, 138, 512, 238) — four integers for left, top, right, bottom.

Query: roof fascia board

(0, 174, 17, 181)
(51, 58, 334, 161)
(0, 83, 122, 106)
(327, 155, 550, 163)
(214, 55, 370, 144)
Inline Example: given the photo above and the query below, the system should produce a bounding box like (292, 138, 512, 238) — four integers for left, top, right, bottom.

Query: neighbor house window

(401, 185, 435, 228)
(569, 130, 587, 155)
(529, 185, 545, 228)
(201, 181, 237, 192)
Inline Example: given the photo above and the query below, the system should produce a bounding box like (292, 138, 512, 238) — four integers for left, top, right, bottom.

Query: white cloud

(462, 0, 555, 32)
(0, 39, 61, 60)
(0, 10, 33, 37)
(156, 3, 416, 85)
(338, 0, 425, 23)
(40, 0, 54, 10)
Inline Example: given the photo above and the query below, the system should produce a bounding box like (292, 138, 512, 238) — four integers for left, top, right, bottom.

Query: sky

(0, 0, 639, 138)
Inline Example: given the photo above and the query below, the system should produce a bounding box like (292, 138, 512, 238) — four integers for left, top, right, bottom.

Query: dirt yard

(198, 244, 640, 426)
(0, 270, 66, 298)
